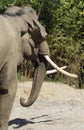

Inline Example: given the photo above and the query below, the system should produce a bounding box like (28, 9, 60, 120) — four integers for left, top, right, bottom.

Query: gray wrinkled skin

(0, 6, 49, 130)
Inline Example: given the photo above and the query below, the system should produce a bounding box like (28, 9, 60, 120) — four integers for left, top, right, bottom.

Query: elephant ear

(21, 6, 47, 40)
(22, 14, 34, 31)
(29, 19, 47, 44)
(21, 6, 37, 31)
(33, 19, 47, 38)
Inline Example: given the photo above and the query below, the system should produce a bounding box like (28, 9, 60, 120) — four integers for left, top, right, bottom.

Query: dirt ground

(8, 81, 84, 130)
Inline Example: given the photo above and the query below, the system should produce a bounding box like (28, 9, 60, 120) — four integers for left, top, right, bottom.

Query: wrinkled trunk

(20, 58, 47, 107)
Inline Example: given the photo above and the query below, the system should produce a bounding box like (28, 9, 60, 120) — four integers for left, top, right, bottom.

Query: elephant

(0, 6, 77, 130)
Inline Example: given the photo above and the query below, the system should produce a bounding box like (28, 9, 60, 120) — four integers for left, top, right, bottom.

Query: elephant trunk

(20, 58, 47, 107)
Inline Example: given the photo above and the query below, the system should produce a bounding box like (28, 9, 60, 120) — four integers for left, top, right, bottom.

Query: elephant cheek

(20, 60, 47, 107)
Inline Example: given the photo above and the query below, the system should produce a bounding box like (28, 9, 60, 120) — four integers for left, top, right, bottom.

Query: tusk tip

(71, 74, 78, 78)
(75, 75, 78, 78)
(44, 55, 78, 78)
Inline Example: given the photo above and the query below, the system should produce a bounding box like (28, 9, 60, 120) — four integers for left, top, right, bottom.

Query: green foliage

(17, 72, 24, 80)
(40, 0, 84, 87)
(0, 0, 84, 87)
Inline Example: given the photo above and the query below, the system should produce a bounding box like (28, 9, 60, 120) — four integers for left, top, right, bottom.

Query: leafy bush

(0, 0, 83, 87)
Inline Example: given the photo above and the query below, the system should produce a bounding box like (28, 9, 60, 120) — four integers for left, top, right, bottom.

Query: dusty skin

(8, 81, 84, 130)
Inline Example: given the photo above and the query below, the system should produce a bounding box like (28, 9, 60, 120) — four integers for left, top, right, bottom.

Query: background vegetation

(0, 0, 84, 88)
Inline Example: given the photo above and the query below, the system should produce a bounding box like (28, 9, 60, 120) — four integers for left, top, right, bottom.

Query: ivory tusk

(45, 55, 78, 78)
(46, 66, 67, 74)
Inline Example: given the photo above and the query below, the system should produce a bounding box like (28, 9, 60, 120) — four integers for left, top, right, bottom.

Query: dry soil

(8, 81, 84, 130)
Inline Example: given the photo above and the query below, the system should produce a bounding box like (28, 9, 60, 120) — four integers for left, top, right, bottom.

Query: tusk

(45, 55, 78, 78)
(46, 66, 67, 74)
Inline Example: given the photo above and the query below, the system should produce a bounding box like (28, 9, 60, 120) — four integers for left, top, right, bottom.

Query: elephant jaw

(45, 55, 78, 78)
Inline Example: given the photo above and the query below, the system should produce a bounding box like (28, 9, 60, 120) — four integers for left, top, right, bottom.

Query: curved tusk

(45, 55, 78, 78)
(46, 66, 67, 75)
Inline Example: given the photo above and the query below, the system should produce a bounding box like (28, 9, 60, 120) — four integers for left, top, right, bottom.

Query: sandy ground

(8, 81, 84, 130)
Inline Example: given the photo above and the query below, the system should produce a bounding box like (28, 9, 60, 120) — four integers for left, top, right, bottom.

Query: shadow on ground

(8, 115, 52, 129)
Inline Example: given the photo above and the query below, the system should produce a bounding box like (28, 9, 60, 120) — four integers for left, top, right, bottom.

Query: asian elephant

(0, 6, 77, 130)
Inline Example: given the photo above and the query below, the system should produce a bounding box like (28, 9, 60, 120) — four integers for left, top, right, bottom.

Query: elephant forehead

(22, 6, 38, 20)
(5, 6, 21, 15)
(5, 6, 38, 19)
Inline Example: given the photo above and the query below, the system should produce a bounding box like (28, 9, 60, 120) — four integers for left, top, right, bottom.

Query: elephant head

(19, 7, 50, 106)
(5, 6, 78, 107)
(19, 7, 78, 107)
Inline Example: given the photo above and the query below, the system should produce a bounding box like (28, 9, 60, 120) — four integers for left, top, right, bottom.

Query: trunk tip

(20, 97, 34, 107)
(20, 97, 28, 107)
